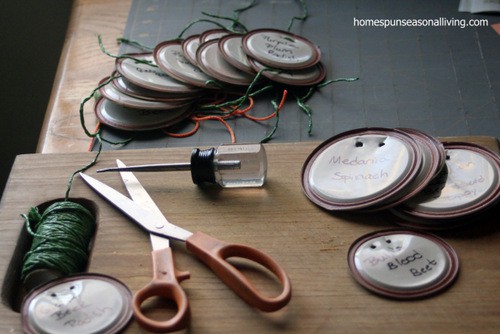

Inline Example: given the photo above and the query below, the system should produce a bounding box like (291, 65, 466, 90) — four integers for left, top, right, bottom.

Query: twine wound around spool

(21, 201, 96, 291)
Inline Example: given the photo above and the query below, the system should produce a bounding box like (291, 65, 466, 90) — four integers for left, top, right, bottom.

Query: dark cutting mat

(96, 0, 499, 150)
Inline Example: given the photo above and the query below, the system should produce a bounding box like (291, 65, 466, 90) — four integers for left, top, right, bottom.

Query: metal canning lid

(99, 76, 191, 110)
(242, 28, 321, 70)
(218, 34, 256, 74)
(112, 75, 199, 102)
(248, 57, 325, 86)
(154, 40, 219, 88)
(196, 39, 256, 86)
(115, 53, 200, 94)
(200, 28, 230, 43)
(348, 229, 459, 299)
(301, 128, 422, 210)
(395, 142, 500, 219)
(22, 273, 132, 334)
(368, 128, 447, 211)
(182, 34, 201, 66)
(95, 97, 192, 131)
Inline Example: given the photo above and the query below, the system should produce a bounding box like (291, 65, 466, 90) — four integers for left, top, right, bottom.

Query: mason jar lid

(395, 142, 500, 220)
(22, 274, 132, 334)
(200, 28, 230, 43)
(115, 53, 199, 94)
(181, 34, 201, 66)
(242, 28, 321, 70)
(94, 97, 192, 131)
(112, 75, 199, 102)
(196, 39, 255, 86)
(218, 34, 256, 74)
(301, 128, 423, 210)
(154, 40, 219, 88)
(99, 76, 191, 110)
(348, 229, 459, 299)
(367, 128, 447, 211)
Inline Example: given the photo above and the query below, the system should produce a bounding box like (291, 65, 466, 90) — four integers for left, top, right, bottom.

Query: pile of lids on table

(301, 127, 500, 230)
(95, 28, 324, 131)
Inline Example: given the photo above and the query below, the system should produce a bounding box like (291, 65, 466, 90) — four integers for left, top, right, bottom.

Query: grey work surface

(97, 0, 499, 150)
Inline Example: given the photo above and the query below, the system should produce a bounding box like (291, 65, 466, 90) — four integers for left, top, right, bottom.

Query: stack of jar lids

(96, 53, 200, 131)
(156, 28, 324, 88)
(301, 128, 500, 229)
(95, 28, 324, 131)
(393, 142, 500, 229)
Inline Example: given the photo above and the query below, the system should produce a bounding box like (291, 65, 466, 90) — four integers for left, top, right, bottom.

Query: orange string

(244, 89, 288, 121)
(87, 122, 101, 152)
(163, 119, 200, 137)
(162, 90, 287, 144)
(191, 115, 236, 143)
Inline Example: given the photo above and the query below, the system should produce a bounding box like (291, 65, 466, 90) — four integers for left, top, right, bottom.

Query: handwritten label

(134, 66, 170, 78)
(329, 155, 391, 166)
(262, 34, 299, 61)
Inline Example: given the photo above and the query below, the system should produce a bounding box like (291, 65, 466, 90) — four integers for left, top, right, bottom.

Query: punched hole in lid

(355, 141, 363, 147)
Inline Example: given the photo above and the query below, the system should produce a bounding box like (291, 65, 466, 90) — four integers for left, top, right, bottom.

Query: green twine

(287, 0, 309, 31)
(98, 35, 157, 67)
(295, 77, 360, 135)
(116, 37, 154, 52)
(177, 1, 255, 39)
(21, 201, 96, 281)
(65, 74, 132, 200)
(260, 95, 282, 143)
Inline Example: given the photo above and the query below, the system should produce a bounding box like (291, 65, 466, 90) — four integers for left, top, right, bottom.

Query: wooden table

(0, 139, 499, 333)
(37, 0, 132, 153)
(10, 0, 500, 332)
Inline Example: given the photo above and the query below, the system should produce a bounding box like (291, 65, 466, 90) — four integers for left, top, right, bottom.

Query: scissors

(80, 161, 291, 331)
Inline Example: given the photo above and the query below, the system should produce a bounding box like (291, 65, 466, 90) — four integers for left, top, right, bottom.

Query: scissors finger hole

(226, 257, 285, 298)
(138, 296, 180, 321)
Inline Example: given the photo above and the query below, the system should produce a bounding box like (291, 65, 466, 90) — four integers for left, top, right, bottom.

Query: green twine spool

(21, 201, 96, 288)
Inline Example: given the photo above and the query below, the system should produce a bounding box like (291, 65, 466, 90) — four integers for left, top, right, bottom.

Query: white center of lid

(28, 279, 127, 334)
(245, 31, 316, 67)
(354, 234, 449, 290)
(309, 135, 413, 203)
(410, 149, 497, 212)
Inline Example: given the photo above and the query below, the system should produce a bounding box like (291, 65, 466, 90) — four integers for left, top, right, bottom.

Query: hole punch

(379, 142, 385, 147)
(355, 141, 363, 147)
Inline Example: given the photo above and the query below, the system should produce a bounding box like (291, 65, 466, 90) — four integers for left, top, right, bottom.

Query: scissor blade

(116, 159, 171, 249)
(79, 172, 192, 241)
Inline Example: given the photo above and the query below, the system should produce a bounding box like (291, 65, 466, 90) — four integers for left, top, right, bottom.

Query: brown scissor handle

(132, 247, 190, 333)
(186, 231, 292, 312)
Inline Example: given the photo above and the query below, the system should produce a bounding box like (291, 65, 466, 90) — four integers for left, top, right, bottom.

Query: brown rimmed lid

(301, 128, 423, 210)
(348, 229, 459, 299)
(218, 33, 256, 74)
(154, 40, 219, 88)
(181, 34, 201, 66)
(196, 39, 255, 86)
(200, 28, 230, 43)
(99, 76, 193, 110)
(22, 273, 132, 334)
(365, 128, 447, 211)
(112, 74, 199, 103)
(242, 28, 321, 70)
(94, 97, 192, 131)
(115, 53, 200, 94)
(394, 142, 500, 220)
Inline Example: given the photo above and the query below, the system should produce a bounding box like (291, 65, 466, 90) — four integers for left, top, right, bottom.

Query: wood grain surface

(38, 0, 132, 153)
(0, 139, 498, 333)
